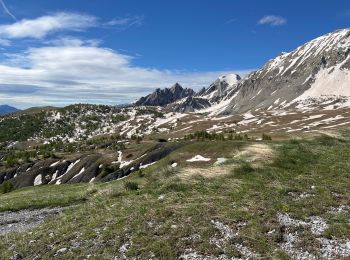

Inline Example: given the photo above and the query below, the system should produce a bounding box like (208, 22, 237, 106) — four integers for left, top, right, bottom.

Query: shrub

(0, 181, 14, 194)
(235, 162, 255, 176)
(124, 181, 139, 191)
(137, 170, 145, 178)
(262, 133, 272, 141)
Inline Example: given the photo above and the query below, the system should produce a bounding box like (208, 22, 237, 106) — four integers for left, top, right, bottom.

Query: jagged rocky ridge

(135, 83, 195, 107)
(135, 74, 242, 113)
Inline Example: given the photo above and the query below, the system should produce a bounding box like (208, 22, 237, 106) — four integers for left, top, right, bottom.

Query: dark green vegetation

(0, 133, 349, 259)
(184, 130, 254, 142)
(0, 180, 13, 194)
(0, 104, 129, 142)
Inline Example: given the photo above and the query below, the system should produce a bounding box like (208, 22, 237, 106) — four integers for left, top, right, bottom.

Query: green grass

(0, 183, 98, 212)
(0, 134, 349, 259)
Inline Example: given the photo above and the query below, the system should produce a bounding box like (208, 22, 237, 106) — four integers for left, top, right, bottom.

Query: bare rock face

(135, 83, 195, 107)
(222, 29, 350, 114)
(167, 96, 211, 113)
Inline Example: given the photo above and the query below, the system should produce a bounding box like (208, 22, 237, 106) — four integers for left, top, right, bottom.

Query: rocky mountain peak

(134, 83, 195, 107)
(170, 83, 183, 92)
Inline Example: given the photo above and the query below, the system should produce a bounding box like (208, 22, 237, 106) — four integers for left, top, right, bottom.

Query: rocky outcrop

(100, 142, 185, 182)
(0, 155, 103, 189)
(0, 143, 185, 188)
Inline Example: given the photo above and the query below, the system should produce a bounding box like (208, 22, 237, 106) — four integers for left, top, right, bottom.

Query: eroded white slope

(296, 57, 350, 100)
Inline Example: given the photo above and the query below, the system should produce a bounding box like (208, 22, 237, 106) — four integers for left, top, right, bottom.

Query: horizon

(0, 0, 349, 109)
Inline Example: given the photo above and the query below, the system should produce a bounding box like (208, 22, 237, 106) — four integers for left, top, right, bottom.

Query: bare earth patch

(180, 166, 230, 179)
(0, 207, 64, 236)
(234, 143, 274, 167)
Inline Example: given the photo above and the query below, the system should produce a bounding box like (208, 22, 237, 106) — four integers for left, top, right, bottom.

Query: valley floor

(0, 133, 350, 259)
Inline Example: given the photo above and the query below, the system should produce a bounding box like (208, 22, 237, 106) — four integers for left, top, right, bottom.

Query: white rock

(186, 155, 211, 162)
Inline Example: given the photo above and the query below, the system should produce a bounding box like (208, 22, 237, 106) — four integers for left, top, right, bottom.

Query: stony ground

(0, 207, 63, 236)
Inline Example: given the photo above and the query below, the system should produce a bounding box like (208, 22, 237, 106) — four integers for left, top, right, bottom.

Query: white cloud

(105, 16, 143, 27)
(0, 12, 97, 39)
(0, 44, 252, 108)
(45, 36, 101, 47)
(258, 15, 287, 26)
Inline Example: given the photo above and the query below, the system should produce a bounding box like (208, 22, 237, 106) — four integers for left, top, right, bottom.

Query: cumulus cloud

(0, 44, 252, 108)
(0, 12, 97, 39)
(258, 15, 287, 26)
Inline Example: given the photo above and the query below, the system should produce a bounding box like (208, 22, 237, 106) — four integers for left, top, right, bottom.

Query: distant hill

(0, 105, 19, 115)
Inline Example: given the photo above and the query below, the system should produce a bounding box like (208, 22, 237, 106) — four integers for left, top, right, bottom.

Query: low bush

(124, 181, 139, 191)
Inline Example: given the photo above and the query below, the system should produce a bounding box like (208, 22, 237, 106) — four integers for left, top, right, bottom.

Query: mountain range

(135, 29, 350, 115)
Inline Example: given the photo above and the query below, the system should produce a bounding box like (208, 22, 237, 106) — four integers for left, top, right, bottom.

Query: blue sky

(0, 0, 349, 108)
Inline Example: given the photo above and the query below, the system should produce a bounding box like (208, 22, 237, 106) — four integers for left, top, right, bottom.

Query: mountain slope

(219, 29, 350, 114)
(0, 105, 19, 115)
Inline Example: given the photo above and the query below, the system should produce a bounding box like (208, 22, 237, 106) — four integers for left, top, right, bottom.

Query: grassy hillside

(0, 134, 349, 259)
